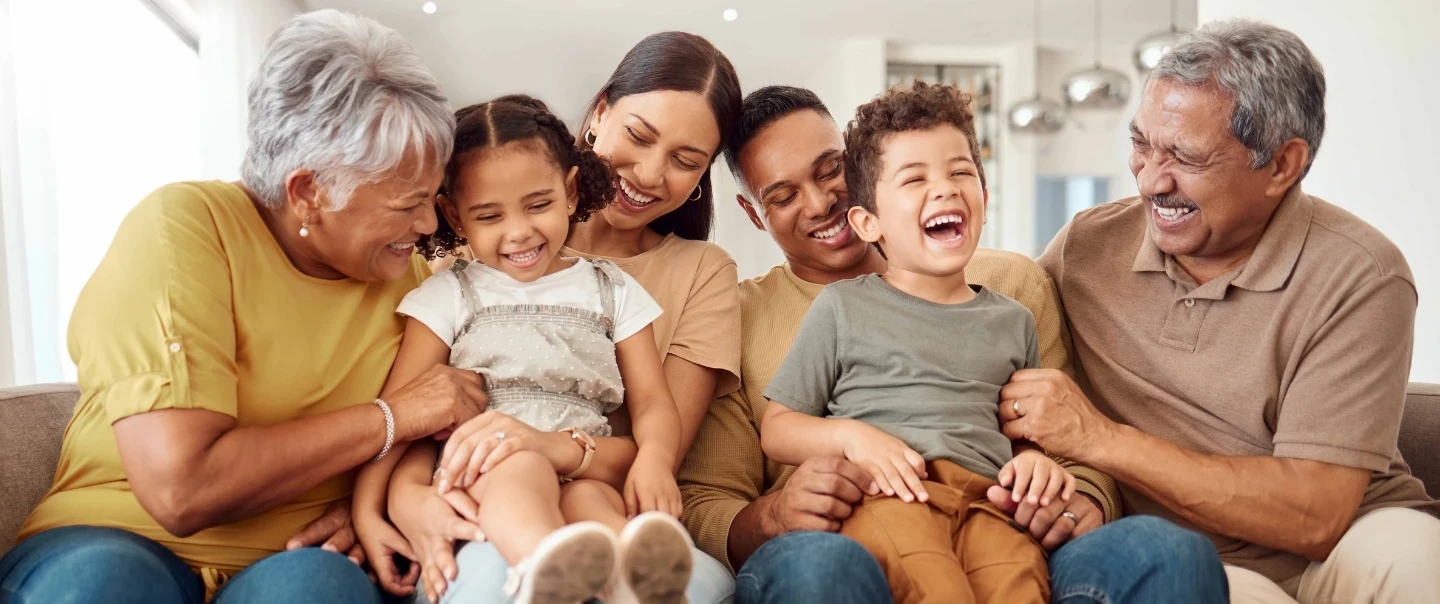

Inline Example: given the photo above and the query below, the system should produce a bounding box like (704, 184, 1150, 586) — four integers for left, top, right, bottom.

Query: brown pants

(839, 460, 1049, 604)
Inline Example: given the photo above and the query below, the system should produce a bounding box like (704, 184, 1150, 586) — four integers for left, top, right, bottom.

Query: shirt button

(169, 342, 182, 353)
(1184, 299, 1196, 307)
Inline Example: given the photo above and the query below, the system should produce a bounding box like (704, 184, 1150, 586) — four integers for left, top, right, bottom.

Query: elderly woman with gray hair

(0, 10, 481, 603)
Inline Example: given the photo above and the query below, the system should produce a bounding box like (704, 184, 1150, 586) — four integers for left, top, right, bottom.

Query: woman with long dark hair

(386, 32, 744, 603)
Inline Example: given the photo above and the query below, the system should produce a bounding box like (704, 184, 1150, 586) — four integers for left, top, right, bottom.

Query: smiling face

(305, 148, 444, 282)
(440, 141, 578, 282)
(848, 125, 987, 280)
(1129, 78, 1284, 261)
(587, 90, 721, 231)
(735, 109, 875, 277)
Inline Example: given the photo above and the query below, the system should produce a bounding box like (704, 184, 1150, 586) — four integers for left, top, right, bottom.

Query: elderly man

(677, 85, 1226, 603)
(1000, 19, 1440, 604)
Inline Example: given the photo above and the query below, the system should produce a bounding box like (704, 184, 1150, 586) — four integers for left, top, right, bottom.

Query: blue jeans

(735, 532, 891, 604)
(0, 526, 382, 603)
(1050, 515, 1229, 603)
(433, 540, 736, 603)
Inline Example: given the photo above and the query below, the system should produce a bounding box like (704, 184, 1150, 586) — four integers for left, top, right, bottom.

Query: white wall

(1198, 0, 1440, 382)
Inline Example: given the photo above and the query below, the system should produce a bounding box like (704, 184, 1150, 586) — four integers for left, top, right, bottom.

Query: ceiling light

(422, 2, 437, 14)
(722, 9, 738, 22)
(1061, 0, 1131, 109)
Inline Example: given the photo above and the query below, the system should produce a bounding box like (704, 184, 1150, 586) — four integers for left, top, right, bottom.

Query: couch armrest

(1399, 382, 1440, 499)
(0, 384, 79, 558)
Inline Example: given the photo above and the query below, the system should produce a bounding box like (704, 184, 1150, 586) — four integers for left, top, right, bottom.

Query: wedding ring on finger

(1061, 510, 1078, 524)
(1012, 400, 1021, 416)
(494, 431, 506, 443)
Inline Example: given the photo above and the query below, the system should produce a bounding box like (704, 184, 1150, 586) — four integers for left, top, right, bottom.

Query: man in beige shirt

(1001, 20, 1440, 604)
(676, 85, 1227, 603)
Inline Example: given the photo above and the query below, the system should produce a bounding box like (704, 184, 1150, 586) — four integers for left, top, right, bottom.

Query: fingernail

(476, 530, 486, 542)
(447, 568, 457, 581)
(437, 478, 450, 493)
(322, 544, 337, 552)
(286, 541, 299, 550)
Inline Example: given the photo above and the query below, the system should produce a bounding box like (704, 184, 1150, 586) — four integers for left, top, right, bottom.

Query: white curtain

(0, 0, 298, 387)
(198, 0, 301, 181)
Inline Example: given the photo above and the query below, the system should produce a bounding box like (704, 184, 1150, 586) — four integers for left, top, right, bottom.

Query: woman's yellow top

(18, 181, 428, 579)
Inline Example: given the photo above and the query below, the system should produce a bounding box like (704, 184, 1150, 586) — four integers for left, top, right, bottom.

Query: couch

(3, 382, 1439, 558)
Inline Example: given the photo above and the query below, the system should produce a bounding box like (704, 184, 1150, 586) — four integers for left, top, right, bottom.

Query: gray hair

(241, 9, 455, 209)
(1150, 19, 1325, 178)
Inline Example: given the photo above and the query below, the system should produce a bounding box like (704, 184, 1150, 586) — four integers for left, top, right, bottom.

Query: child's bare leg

(559, 479, 628, 533)
(468, 450, 566, 566)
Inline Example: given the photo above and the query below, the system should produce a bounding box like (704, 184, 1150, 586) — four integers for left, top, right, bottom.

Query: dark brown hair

(843, 81, 988, 214)
(580, 31, 741, 241)
(419, 94, 614, 260)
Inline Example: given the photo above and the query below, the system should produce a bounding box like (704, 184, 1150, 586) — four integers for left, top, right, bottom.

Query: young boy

(758, 81, 1070, 604)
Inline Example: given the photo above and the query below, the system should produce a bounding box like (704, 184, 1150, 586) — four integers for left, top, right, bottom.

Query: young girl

(353, 95, 694, 604)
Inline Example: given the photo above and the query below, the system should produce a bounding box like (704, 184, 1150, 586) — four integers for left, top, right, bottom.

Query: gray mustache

(1147, 194, 1198, 210)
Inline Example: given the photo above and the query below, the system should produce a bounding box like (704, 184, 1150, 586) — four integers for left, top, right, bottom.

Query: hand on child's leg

(623, 452, 684, 518)
(465, 450, 566, 566)
(354, 510, 420, 596)
(839, 421, 930, 503)
(997, 449, 1076, 507)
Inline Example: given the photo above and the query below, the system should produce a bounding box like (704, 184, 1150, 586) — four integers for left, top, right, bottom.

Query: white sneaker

(503, 521, 618, 604)
(608, 512, 694, 604)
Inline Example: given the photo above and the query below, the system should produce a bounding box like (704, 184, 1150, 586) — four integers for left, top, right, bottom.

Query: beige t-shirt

(1041, 186, 1437, 582)
(564, 234, 741, 399)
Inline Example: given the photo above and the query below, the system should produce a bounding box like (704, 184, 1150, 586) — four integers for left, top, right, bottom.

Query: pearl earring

(299, 216, 311, 238)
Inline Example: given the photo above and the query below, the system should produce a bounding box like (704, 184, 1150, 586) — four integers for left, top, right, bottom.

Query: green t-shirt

(764, 274, 1039, 479)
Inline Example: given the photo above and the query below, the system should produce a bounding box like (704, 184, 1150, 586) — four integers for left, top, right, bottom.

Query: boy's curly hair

(419, 94, 615, 260)
(843, 81, 987, 215)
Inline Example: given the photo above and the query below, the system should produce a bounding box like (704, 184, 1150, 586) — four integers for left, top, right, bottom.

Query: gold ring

(1013, 400, 1021, 415)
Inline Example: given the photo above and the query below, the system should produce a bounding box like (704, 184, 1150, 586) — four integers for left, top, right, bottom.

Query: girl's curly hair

(420, 94, 615, 260)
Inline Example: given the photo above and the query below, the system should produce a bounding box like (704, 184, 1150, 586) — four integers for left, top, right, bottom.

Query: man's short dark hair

(844, 81, 987, 214)
(723, 86, 832, 194)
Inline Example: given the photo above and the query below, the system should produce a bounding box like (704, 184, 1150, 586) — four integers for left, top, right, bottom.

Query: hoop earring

(688, 185, 703, 202)
(299, 216, 311, 238)
(584, 129, 597, 146)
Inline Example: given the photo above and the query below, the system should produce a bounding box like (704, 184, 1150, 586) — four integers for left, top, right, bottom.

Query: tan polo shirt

(1041, 185, 1438, 582)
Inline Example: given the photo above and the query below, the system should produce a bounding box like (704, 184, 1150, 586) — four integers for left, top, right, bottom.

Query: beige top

(563, 234, 741, 399)
(1041, 186, 1438, 582)
(679, 249, 1122, 572)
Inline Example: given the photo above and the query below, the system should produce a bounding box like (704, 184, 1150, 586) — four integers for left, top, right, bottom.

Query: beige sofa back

(3, 382, 1439, 558)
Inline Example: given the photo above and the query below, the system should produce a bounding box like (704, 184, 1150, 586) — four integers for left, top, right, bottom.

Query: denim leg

(0, 525, 202, 604)
(735, 531, 891, 604)
(212, 547, 380, 604)
(1049, 515, 1229, 604)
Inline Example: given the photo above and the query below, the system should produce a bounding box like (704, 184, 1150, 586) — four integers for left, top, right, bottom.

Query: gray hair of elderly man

(240, 9, 455, 210)
(1150, 19, 1326, 179)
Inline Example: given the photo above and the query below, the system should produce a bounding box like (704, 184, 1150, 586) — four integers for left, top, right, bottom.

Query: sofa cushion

(0, 383, 78, 558)
(1400, 382, 1440, 499)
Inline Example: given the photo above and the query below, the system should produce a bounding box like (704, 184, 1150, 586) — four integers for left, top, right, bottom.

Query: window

(1034, 176, 1108, 256)
(2, 0, 200, 384)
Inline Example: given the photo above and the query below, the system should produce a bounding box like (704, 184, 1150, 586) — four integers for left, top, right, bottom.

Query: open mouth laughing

(921, 210, 967, 247)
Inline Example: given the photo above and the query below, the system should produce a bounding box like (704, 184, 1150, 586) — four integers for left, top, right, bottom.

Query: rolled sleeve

(68, 186, 239, 423)
(668, 249, 741, 397)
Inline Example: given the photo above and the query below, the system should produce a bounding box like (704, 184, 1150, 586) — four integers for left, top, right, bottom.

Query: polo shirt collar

(1131, 185, 1313, 293)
